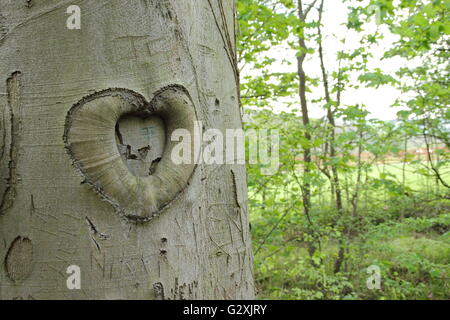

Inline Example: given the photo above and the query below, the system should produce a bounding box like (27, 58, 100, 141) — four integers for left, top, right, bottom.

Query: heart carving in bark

(63, 86, 197, 222)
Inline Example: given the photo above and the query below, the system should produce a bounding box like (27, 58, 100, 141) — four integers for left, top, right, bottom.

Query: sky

(242, 0, 410, 121)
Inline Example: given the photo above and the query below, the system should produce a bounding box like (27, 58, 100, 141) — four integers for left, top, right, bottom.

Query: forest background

(237, 0, 450, 299)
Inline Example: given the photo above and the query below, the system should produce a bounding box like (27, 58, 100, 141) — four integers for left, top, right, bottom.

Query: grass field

(248, 160, 450, 299)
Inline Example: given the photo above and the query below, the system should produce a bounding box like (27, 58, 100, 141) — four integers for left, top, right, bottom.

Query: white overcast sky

(242, 0, 410, 120)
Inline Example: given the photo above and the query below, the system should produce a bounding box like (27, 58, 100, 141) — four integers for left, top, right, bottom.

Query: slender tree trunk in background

(350, 129, 363, 218)
(317, 0, 343, 216)
(0, 0, 253, 299)
(297, 0, 312, 222)
(401, 134, 408, 218)
(423, 122, 450, 190)
(297, 0, 319, 262)
(402, 134, 408, 188)
(316, 0, 346, 273)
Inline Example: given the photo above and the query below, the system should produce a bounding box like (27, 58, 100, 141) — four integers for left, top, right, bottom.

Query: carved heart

(63, 86, 197, 222)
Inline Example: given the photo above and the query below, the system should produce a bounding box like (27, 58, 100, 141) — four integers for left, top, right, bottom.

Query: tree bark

(0, 0, 253, 300)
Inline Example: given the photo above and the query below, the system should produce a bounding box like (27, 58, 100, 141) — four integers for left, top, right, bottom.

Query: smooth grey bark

(0, 0, 254, 299)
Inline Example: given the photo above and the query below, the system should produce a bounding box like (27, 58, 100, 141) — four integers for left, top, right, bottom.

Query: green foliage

(238, 0, 450, 300)
(358, 69, 398, 88)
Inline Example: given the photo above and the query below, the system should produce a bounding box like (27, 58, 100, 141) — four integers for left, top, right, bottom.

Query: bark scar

(0, 71, 21, 215)
(63, 86, 198, 222)
(5, 236, 33, 282)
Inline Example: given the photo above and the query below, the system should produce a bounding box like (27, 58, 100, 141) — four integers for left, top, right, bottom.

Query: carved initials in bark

(64, 86, 197, 222)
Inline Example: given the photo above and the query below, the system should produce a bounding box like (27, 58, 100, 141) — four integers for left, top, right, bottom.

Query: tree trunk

(297, 0, 312, 223)
(297, 0, 321, 266)
(0, 0, 254, 300)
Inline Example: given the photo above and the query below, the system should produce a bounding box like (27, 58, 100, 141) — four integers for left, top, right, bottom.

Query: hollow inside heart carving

(63, 86, 197, 221)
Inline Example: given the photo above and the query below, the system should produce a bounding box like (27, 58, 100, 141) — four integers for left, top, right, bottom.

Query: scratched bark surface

(0, 0, 254, 299)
